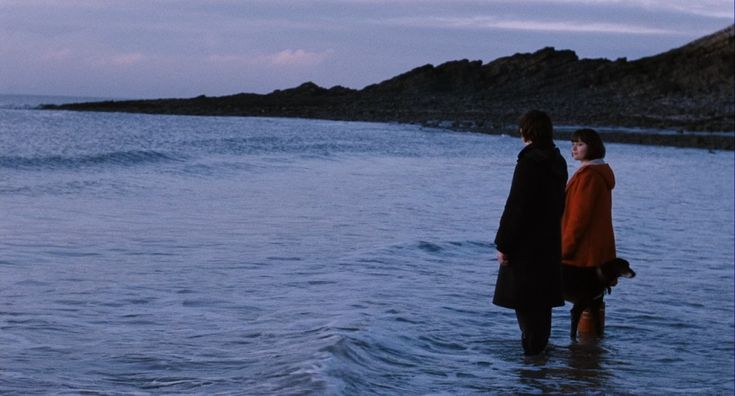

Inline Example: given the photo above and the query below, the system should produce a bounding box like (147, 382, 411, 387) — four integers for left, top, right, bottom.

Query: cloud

(0, 0, 102, 7)
(40, 48, 74, 61)
(382, 16, 681, 35)
(276, 0, 732, 18)
(268, 49, 333, 66)
(92, 52, 146, 67)
(208, 49, 333, 67)
(358, 0, 732, 36)
(0, 33, 146, 68)
(36, 46, 146, 67)
(532, 0, 733, 19)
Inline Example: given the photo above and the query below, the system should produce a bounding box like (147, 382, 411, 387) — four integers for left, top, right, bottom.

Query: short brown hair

(518, 110, 553, 144)
(571, 128, 606, 159)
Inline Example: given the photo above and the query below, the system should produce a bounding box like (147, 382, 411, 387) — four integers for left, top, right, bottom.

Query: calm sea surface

(1, 95, 733, 394)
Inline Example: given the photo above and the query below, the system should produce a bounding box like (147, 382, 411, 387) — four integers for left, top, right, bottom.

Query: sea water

(0, 95, 733, 394)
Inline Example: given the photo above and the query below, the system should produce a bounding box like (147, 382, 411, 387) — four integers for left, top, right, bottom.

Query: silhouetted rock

(44, 25, 734, 149)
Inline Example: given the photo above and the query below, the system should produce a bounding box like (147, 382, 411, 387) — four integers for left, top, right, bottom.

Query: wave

(0, 150, 180, 170)
(397, 240, 494, 255)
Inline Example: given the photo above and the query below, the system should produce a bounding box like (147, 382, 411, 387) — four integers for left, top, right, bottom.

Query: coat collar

(518, 141, 556, 160)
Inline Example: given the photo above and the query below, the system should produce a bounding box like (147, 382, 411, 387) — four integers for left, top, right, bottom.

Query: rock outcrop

(44, 25, 734, 149)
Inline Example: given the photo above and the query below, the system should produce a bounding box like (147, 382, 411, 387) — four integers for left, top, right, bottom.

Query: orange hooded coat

(561, 162, 616, 267)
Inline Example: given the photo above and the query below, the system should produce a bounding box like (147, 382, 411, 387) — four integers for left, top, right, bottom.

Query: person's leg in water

(515, 308, 552, 355)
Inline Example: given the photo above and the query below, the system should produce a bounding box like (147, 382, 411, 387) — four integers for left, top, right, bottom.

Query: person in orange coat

(561, 128, 616, 267)
(561, 128, 616, 337)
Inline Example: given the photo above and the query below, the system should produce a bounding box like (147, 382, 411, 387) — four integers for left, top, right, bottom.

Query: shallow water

(0, 99, 733, 394)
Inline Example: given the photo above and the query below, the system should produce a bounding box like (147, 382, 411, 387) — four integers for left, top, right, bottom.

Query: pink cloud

(208, 49, 333, 68)
(269, 49, 332, 66)
(41, 48, 74, 61)
(93, 53, 145, 67)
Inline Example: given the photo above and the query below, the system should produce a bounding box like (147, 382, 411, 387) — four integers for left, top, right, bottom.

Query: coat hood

(578, 162, 615, 190)
(519, 143, 567, 184)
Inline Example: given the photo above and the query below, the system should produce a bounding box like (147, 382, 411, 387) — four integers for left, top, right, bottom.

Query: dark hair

(518, 110, 553, 144)
(571, 128, 606, 159)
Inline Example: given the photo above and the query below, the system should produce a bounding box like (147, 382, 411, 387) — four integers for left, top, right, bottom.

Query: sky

(1, 0, 732, 99)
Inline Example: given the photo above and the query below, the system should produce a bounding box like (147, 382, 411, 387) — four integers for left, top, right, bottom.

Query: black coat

(493, 142, 568, 310)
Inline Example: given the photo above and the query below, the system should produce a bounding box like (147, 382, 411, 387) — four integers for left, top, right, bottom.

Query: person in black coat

(493, 110, 568, 355)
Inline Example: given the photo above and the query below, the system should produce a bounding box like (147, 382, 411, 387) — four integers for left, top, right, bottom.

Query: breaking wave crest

(0, 150, 180, 170)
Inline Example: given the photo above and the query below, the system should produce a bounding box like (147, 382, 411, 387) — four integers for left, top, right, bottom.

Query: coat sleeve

(562, 171, 604, 259)
(495, 158, 537, 254)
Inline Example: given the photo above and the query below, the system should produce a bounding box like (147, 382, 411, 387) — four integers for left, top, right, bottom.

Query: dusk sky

(1, 0, 732, 99)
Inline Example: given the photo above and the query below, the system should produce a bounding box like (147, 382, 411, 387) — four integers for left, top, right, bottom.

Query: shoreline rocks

(427, 121, 734, 151)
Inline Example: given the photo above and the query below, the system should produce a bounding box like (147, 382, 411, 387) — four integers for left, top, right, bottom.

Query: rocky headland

(44, 25, 734, 150)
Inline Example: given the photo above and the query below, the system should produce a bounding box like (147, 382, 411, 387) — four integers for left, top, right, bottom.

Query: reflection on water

(565, 342, 609, 387)
(514, 341, 610, 394)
